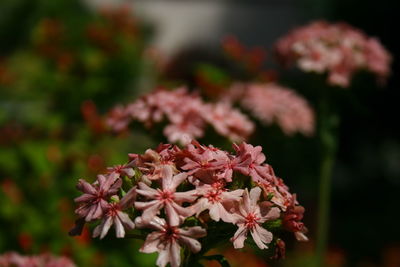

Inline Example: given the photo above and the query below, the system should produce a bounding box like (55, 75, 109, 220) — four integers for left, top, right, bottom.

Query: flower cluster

(222, 83, 315, 136)
(106, 87, 254, 144)
(275, 21, 392, 87)
(71, 141, 307, 267)
(0, 252, 75, 267)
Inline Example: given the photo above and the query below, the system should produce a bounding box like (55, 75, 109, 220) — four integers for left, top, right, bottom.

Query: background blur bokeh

(1, 0, 399, 266)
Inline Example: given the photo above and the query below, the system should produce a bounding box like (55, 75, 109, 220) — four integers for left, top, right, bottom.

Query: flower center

(163, 226, 179, 240)
(158, 190, 174, 202)
(205, 190, 222, 203)
(244, 213, 260, 229)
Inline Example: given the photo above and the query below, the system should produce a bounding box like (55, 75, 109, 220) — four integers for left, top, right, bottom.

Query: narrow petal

(137, 183, 159, 198)
(140, 232, 163, 253)
(193, 198, 210, 216)
(249, 187, 262, 207)
(169, 240, 181, 267)
(156, 248, 169, 267)
(231, 225, 248, 249)
(135, 216, 166, 231)
(74, 194, 94, 203)
(171, 202, 194, 218)
(114, 217, 125, 238)
(254, 224, 273, 244)
(100, 216, 113, 239)
(100, 173, 120, 192)
(179, 226, 207, 239)
(76, 179, 96, 195)
(140, 202, 163, 223)
(216, 203, 234, 223)
(250, 225, 269, 249)
(161, 166, 174, 189)
(242, 189, 251, 214)
(117, 211, 135, 230)
(119, 186, 137, 209)
(174, 190, 197, 203)
(169, 173, 188, 190)
(135, 200, 160, 210)
(179, 236, 202, 253)
(208, 204, 221, 222)
(261, 207, 281, 222)
(221, 189, 244, 202)
(165, 202, 180, 226)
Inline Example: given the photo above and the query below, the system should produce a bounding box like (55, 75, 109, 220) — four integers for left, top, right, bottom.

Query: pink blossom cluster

(222, 83, 315, 136)
(0, 252, 75, 267)
(106, 87, 254, 144)
(71, 141, 307, 267)
(275, 21, 392, 87)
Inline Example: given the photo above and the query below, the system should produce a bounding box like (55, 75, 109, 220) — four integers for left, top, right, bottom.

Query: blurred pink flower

(106, 105, 131, 132)
(275, 20, 392, 87)
(75, 173, 122, 221)
(135, 166, 196, 226)
(240, 83, 315, 136)
(106, 87, 254, 144)
(0, 252, 76, 267)
(230, 187, 280, 249)
(203, 103, 254, 142)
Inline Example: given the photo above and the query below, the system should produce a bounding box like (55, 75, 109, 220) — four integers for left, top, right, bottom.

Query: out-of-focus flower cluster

(106, 87, 255, 144)
(275, 21, 392, 87)
(0, 252, 75, 267)
(222, 83, 315, 136)
(70, 141, 307, 267)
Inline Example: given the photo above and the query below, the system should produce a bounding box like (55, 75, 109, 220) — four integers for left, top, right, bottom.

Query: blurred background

(0, 0, 399, 266)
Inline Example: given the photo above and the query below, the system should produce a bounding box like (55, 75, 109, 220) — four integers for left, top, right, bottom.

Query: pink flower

(93, 187, 137, 239)
(136, 217, 206, 267)
(106, 105, 131, 132)
(130, 148, 178, 183)
(163, 122, 203, 145)
(203, 103, 254, 142)
(74, 173, 122, 221)
(0, 252, 76, 267)
(282, 196, 308, 241)
(135, 166, 197, 226)
(181, 141, 233, 184)
(275, 20, 392, 87)
(240, 83, 315, 136)
(107, 163, 135, 178)
(106, 87, 255, 144)
(230, 187, 280, 249)
(193, 184, 243, 223)
(232, 142, 275, 184)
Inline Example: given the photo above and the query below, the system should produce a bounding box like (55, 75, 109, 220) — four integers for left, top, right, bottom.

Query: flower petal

(140, 232, 163, 253)
(231, 225, 247, 249)
(179, 236, 202, 253)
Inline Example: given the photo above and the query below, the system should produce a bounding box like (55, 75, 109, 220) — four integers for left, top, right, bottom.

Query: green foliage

(0, 0, 155, 265)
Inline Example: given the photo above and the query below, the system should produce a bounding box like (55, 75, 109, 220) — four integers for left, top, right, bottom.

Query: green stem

(315, 140, 335, 266)
(315, 86, 338, 266)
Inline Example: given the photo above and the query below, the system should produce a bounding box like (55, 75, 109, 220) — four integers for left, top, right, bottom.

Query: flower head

(275, 20, 392, 87)
(135, 166, 197, 226)
(137, 217, 206, 267)
(74, 173, 122, 221)
(106, 87, 255, 144)
(93, 187, 137, 239)
(230, 187, 280, 249)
